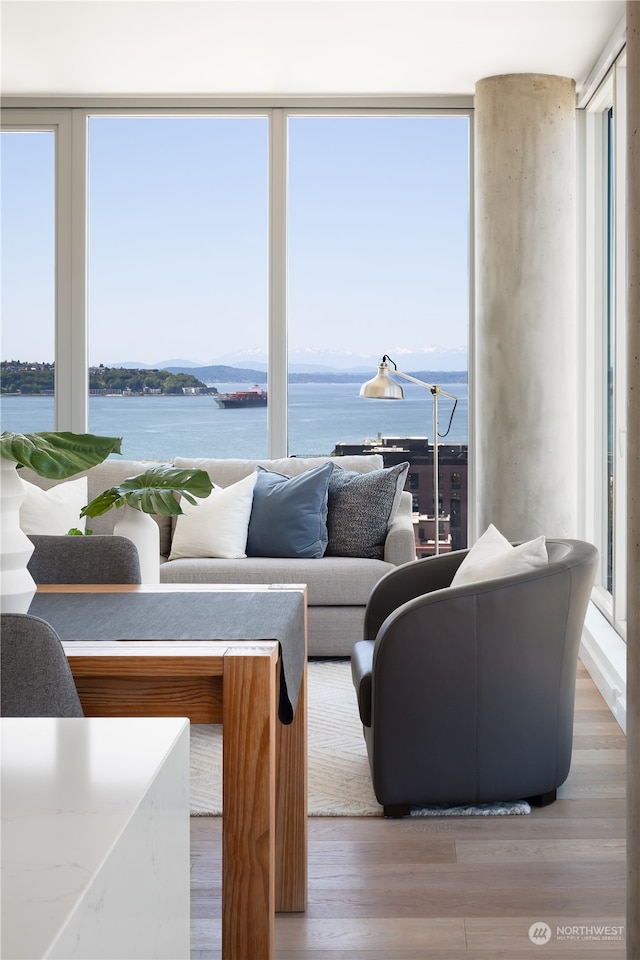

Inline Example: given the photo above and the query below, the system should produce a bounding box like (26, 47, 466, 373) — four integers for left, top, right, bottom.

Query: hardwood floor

(190, 662, 626, 959)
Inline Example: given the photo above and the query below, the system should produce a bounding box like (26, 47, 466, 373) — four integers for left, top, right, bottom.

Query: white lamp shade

(359, 364, 404, 400)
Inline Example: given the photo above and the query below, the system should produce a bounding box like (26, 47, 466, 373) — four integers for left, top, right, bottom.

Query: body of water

(1, 381, 468, 461)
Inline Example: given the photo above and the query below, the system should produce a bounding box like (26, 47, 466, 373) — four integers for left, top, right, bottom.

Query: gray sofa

(22, 454, 416, 656)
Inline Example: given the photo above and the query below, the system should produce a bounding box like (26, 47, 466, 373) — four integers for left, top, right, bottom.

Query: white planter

(114, 504, 160, 584)
(0, 459, 36, 613)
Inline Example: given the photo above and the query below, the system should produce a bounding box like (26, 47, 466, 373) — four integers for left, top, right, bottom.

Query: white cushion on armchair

(451, 523, 548, 587)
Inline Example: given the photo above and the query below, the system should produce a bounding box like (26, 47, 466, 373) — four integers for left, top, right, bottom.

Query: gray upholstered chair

(1, 613, 84, 717)
(351, 539, 598, 816)
(27, 534, 141, 584)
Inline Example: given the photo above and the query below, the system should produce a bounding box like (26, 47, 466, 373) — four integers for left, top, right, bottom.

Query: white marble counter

(1, 717, 190, 960)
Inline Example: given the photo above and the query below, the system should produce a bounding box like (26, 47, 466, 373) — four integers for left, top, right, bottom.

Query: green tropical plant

(80, 465, 213, 519)
(0, 431, 122, 478)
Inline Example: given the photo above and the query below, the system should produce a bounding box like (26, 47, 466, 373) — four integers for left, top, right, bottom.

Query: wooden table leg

(222, 648, 277, 960)
(275, 657, 308, 912)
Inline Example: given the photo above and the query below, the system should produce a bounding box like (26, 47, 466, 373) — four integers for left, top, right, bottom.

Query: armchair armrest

(351, 640, 374, 725)
(364, 548, 469, 640)
(383, 492, 417, 566)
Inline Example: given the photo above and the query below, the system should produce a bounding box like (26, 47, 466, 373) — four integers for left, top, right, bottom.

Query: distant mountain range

(107, 346, 468, 377)
(104, 363, 467, 385)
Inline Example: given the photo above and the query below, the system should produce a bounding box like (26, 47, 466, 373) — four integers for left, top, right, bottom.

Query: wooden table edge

(38, 583, 308, 594)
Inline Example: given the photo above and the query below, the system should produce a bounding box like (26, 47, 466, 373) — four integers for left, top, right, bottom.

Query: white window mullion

(53, 111, 73, 429)
(54, 109, 88, 432)
(268, 108, 288, 457)
(68, 110, 89, 433)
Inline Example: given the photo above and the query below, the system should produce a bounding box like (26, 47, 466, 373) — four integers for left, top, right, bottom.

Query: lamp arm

(391, 368, 458, 402)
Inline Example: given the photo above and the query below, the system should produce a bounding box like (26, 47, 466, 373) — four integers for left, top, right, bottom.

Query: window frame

(581, 58, 627, 641)
(1, 109, 86, 428)
(1, 99, 473, 463)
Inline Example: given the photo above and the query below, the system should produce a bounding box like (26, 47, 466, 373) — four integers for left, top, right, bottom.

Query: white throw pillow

(169, 472, 257, 560)
(451, 523, 548, 587)
(19, 476, 88, 535)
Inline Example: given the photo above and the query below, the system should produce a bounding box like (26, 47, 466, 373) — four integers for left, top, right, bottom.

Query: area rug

(189, 659, 530, 817)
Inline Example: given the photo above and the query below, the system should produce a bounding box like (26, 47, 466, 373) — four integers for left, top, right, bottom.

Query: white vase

(0, 459, 37, 613)
(113, 503, 160, 584)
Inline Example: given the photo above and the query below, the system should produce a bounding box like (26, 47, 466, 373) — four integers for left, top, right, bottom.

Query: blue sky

(2, 115, 469, 370)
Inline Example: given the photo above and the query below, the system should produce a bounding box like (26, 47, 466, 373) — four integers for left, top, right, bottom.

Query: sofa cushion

(326, 461, 410, 560)
(173, 454, 384, 488)
(451, 523, 548, 587)
(19, 476, 88, 535)
(247, 462, 334, 559)
(161, 554, 394, 605)
(168, 472, 257, 560)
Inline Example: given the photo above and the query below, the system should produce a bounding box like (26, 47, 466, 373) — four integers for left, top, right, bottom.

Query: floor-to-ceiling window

(285, 111, 470, 552)
(583, 59, 627, 642)
(1, 127, 56, 432)
(0, 102, 471, 551)
(1, 104, 470, 448)
(86, 115, 269, 460)
(287, 114, 469, 458)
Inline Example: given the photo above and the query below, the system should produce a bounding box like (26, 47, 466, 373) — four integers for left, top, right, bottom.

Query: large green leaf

(80, 465, 213, 518)
(0, 431, 122, 479)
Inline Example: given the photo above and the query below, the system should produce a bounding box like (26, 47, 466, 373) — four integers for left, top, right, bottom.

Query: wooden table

(34, 583, 308, 960)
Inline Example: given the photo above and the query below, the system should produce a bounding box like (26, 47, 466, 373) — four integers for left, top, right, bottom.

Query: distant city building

(332, 435, 468, 556)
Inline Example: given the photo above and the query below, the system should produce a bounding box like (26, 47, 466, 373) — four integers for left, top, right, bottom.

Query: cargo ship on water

(213, 385, 267, 409)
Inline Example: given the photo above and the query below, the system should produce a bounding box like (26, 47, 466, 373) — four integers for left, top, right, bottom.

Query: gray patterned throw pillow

(326, 462, 409, 560)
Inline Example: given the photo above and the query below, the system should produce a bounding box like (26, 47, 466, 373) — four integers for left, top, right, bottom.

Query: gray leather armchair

(351, 539, 598, 816)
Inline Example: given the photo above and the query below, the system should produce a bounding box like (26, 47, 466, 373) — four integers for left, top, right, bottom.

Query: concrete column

(475, 74, 577, 541)
(626, 3, 639, 956)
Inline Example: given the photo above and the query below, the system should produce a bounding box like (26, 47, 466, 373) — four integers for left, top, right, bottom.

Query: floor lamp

(359, 355, 458, 556)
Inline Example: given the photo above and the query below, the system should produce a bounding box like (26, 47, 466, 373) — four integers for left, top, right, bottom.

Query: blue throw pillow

(246, 462, 335, 559)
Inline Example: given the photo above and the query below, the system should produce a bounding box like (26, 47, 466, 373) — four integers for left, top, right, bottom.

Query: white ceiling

(0, 0, 626, 99)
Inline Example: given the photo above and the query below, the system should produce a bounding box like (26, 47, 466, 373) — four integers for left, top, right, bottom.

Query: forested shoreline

(1, 362, 208, 395)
